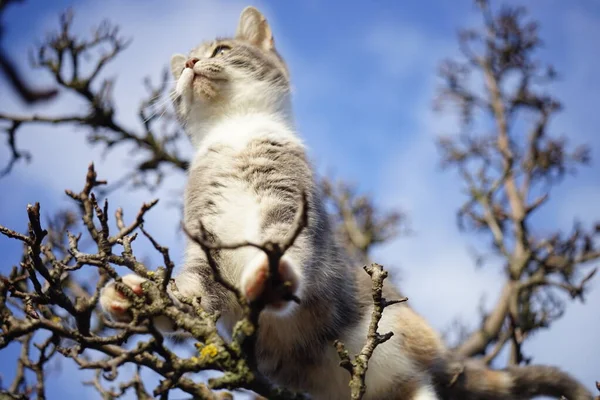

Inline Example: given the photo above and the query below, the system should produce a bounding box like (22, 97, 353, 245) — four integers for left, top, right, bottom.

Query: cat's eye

(211, 45, 231, 58)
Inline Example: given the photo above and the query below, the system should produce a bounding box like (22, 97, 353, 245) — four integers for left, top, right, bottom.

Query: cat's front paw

(240, 253, 301, 314)
(99, 274, 147, 323)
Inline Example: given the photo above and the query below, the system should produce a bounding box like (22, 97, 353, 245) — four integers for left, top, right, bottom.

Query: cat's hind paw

(99, 274, 146, 323)
(241, 252, 301, 314)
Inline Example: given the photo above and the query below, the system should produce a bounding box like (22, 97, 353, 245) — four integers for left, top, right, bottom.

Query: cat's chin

(191, 77, 220, 101)
(175, 69, 220, 103)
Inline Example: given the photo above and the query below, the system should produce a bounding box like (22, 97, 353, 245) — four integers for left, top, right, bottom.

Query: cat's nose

(185, 58, 199, 69)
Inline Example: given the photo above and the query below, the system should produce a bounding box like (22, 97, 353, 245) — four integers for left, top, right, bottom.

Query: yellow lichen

(199, 343, 218, 360)
(146, 271, 155, 277)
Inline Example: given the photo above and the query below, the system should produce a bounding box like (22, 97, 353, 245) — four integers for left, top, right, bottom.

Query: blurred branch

(436, 0, 599, 363)
(322, 177, 407, 264)
(0, 0, 58, 104)
(0, 9, 187, 187)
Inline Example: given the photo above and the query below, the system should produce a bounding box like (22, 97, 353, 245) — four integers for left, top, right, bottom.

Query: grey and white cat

(100, 7, 593, 400)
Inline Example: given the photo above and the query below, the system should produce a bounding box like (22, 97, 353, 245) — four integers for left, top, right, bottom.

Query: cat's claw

(99, 274, 147, 322)
(241, 253, 301, 313)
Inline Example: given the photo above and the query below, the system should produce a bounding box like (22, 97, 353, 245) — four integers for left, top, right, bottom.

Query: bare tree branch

(436, 0, 599, 366)
(0, 163, 310, 399)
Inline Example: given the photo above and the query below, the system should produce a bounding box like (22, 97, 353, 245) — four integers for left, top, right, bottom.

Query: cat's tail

(437, 358, 594, 400)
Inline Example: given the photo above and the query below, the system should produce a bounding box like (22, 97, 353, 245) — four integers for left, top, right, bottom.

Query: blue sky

(1, 0, 599, 398)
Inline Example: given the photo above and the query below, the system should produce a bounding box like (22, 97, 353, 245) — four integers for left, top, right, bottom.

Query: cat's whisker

(153, 106, 171, 126)
(142, 106, 167, 124)
(142, 94, 180, 123)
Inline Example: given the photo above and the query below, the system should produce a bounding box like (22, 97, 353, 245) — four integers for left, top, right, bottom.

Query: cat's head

(170, 6, 290, 131)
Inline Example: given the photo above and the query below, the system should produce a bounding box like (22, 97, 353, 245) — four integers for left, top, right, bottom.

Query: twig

(334, 263, 408, 400)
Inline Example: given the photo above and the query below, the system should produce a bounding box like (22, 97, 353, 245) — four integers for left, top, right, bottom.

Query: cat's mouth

(175, 68, 227, 102)
(192, 72, 226, 83)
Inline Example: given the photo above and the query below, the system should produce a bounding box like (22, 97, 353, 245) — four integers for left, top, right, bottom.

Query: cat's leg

(100, 274, 148, 322)
(99, 274, 179, 331)
(238, 207, 310, 315)
(99, 264, 205, 332)
(240, 251, 303, 315)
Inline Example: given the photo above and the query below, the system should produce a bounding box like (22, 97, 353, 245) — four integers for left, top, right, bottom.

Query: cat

(100, 6, 593, 400)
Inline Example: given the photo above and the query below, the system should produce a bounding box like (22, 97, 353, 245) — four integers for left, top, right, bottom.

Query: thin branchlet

(334, 263, 408, 400)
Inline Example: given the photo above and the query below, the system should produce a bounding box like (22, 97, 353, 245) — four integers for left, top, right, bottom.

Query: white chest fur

(189, 112, 303, 165)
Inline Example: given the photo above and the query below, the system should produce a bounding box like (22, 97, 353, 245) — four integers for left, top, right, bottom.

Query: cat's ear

(170, 54, 186, 79)
(235, 6, 274, 51)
